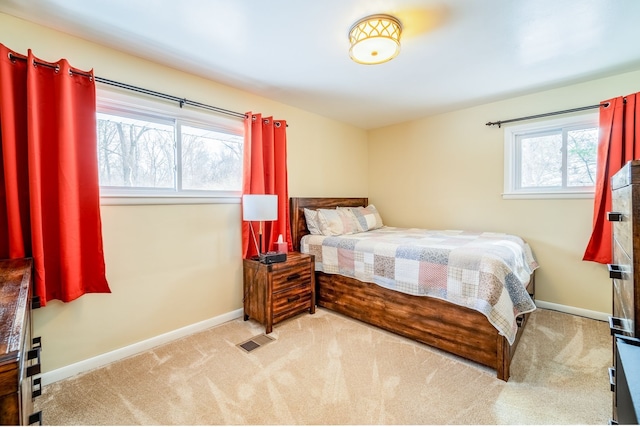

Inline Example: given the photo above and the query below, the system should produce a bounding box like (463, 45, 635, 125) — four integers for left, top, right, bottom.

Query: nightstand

(243, 252, 316, 334)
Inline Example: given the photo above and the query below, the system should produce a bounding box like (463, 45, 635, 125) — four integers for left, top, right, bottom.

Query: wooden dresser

(609, 160, 640, 338)
(0, 258, 42, 425)
(243, 252, 315, 334)
(608, 160, 640, 424)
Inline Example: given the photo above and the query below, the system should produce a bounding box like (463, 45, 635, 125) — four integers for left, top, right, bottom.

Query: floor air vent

(237, 334, 274, 353)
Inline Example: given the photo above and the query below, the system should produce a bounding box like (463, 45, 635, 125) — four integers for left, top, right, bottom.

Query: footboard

(316, 270, 535, 381)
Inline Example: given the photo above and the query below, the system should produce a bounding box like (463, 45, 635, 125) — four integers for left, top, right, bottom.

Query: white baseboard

(535, 300, 610, 322)
(40, 302, 609, 386)
(40, 308, 244, 386)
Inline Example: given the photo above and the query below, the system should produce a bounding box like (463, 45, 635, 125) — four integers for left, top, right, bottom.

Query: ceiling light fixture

(349, 14, 402, 65)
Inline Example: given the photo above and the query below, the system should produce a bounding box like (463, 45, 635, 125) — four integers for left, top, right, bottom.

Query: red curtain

(584, 93, 640, 264)
(241, 112, 292, 258)
(0, 44, 110, 305)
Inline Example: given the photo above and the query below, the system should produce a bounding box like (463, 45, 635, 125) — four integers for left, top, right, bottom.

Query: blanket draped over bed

(301, 226, 539, 345)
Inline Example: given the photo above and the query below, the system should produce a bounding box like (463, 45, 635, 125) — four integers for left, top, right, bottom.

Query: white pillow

(303, 208, 322, 235)
(316, 208, 361, 236)
(339, 204, 384, 231)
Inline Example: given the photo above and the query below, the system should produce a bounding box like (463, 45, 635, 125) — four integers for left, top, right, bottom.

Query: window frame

(503, 112, 599, 199)
(96, 85, 244, 205)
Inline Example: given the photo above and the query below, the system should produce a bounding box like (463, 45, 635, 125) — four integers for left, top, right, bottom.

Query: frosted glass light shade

(242, 194, 278, 221)
(349, 14, 402, 65)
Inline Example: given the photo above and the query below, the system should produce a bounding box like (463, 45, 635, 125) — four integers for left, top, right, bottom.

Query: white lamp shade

(242, 194, 278, 221)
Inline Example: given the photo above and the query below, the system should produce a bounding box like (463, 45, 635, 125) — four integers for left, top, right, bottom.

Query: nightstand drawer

(273, 285, 313, 323)
(271, 262, 312, 293)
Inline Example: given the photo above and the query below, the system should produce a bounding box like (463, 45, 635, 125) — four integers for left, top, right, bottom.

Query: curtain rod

(8, 53, 247, 120)
(485, 103, 604, 128)
(95, 76, 247, 119)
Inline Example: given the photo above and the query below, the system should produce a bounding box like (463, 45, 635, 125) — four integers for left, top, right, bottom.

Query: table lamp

(242, 194, 286, 263)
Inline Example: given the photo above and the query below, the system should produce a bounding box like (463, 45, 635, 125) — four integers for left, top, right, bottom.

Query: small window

(96, 87, 243, 204)
(503, 113, 599, 199)
(98, 111, 176, 189)
(179, 124, 243, 192)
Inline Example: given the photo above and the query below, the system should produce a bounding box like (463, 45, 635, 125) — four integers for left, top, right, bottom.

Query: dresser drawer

(612, 237, 635, 336)
(273, 285, 313, 323)
(611, 184, 633, 260)
(271, 260, 312, 294)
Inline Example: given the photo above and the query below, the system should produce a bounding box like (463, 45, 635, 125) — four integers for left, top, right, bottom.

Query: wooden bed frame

(290, 197, 535, 381)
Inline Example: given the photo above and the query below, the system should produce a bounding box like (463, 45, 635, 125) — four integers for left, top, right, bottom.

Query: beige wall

(368, 69, 640, 315)
(0, 13, 368, 372)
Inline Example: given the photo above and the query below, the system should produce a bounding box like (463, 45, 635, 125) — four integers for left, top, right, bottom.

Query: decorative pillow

(316, 208, 361, 236)
(339, 204, 384, 231)
(303, 208, 322, 235)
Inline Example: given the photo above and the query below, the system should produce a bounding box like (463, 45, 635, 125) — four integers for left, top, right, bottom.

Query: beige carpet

(35, 307, 611, 425)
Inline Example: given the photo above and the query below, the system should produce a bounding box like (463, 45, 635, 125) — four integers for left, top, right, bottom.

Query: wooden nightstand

(243, 252, 316, 334)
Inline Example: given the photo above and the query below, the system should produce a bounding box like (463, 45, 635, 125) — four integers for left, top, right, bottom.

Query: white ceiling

(2, 0, 640, 130)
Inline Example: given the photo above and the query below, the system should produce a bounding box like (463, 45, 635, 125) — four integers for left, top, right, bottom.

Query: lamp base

(259, 252, 287, 264)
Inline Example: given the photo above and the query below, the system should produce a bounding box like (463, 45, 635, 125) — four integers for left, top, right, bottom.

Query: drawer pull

(608, 212, 624, 222)
(609, 366, 616, 392)
(26, 363, 41, 378)
(287, 295, 301, 303)
(609, 316, 632, 335)
(32, 377, 42, 398)
(27, 347, 40, 361)
(28, 411, 42, 425)
(286, 273, 301, 281)
(608, 264, 624, 280)
(26, 347, 41, 377)
(31, 295, 41, 309)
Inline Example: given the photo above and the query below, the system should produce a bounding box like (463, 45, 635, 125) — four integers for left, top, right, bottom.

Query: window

(96, 87, 243, 204)
(503, 113, 599, 199)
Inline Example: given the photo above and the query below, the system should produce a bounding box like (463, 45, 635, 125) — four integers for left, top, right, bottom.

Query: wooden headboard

(290, 197, 368, 251)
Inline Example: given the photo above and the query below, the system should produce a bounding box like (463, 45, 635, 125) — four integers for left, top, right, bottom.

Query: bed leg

(496, 336, 510, 381)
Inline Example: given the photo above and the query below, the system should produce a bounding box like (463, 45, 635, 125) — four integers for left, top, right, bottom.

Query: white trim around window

(503, 112, 598, 200)
(96, 85, 244, 205)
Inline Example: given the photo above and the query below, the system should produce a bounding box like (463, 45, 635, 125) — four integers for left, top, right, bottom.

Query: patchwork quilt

(300, 226, 539, 344)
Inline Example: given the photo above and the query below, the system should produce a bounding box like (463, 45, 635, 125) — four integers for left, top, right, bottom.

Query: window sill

(100, 195, 240, 206)
(502, 191, 594, 200)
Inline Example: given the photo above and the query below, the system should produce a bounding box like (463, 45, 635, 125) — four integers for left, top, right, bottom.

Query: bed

(290, 197, 537, 381)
